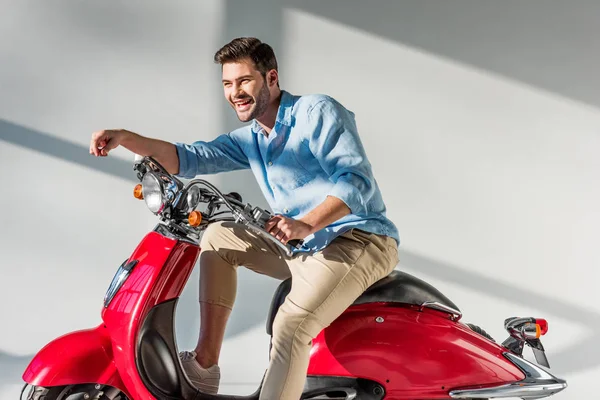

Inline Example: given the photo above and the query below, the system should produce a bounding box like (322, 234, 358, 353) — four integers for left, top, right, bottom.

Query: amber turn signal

(535, 318, 549, 338)
(188, 211, 203, 227)
(133, 184, 144, 200)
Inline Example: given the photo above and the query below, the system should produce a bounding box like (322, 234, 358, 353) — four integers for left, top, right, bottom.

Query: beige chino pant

(198, 221, 399, 400)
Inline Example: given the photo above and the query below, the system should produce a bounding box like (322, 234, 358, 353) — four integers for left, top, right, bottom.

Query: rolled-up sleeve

(307, 99, 375, 216)
(174, 133, 250, 179)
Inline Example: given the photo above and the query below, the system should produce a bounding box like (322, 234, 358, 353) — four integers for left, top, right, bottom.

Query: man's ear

(267, 70, 278, 87)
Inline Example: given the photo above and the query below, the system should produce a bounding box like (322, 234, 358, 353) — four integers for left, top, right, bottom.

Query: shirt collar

(251, 90, 294, 135)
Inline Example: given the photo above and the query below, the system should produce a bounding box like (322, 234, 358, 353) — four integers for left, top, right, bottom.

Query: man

(89, 37, 399, 400)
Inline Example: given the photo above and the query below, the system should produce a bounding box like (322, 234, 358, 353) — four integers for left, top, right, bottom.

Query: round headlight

(186, 185, 201, 212)
(142, 173, 165, 214)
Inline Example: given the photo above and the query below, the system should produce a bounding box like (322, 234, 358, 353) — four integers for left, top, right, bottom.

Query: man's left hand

(265, 215, 313, 244)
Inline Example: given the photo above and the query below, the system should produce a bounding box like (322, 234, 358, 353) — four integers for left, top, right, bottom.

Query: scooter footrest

(302, 376, 384, 400)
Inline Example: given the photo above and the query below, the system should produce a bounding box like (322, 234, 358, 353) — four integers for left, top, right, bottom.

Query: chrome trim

(505, 316, 539, 341)
(419, 301, 462, 320)
(505, 352, 556, 381)
(103, 259, 138, 307)
(449, 352, 567, 399)
(153, 222, 198, 245)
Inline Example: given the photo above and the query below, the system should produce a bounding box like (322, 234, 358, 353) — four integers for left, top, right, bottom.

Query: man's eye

(241, 79, 250, 84)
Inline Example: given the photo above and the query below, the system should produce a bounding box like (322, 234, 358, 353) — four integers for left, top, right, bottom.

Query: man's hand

(89, 129, 180, 174)
(90, 129, 128, 157)
(265, 215, 313, 244)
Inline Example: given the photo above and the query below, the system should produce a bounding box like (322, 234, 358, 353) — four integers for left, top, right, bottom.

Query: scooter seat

(266, 270, 460, 335)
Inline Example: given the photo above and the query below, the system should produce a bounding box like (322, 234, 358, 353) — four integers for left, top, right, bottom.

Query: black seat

(266, 270, 460, 335)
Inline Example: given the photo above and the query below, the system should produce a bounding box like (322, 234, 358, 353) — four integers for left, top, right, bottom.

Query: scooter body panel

(23, 231, 200, 399)
(307, 303, 525, 399)
(21, 325, 129, 397)
(102, 231, 200, 399)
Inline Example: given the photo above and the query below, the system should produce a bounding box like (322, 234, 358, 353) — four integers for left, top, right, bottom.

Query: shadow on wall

(0, 351, 30, 386)
(0, 119, 136, 183)
(174, 263, 283, 351)
(285, 0, 600, 109)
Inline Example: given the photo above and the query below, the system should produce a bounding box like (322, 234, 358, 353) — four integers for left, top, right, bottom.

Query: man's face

(222, 58, 271, 122)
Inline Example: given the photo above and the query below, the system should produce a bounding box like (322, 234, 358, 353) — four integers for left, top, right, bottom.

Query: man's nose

(233, 84, 245, 97)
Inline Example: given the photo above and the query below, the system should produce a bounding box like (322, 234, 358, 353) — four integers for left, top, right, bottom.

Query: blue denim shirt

(174, 90, 399, 252)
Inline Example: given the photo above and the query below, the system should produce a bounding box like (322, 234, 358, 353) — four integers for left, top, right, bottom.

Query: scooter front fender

(22, 324, 128, 395)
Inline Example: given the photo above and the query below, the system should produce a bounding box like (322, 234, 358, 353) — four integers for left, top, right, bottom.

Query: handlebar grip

(288, 239, 304, 249)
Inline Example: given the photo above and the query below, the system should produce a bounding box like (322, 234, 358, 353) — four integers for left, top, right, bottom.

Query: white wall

(1, 1, 598, 399)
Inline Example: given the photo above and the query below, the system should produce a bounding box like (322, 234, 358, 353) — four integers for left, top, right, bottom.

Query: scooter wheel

(23, 385, 71, 400)
(23, 384, 128, 400)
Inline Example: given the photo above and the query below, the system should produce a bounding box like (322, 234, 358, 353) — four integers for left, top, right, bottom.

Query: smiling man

(90, 37, 399, 400)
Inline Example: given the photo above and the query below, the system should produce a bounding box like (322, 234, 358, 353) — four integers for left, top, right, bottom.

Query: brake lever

(241, 219, 294, 257)
(204, 192, 303, 256)
(245, 206, 306, 255)
(233, 211, 304, 256)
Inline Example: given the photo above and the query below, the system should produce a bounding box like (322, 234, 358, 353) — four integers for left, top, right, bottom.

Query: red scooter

(21, 157, 567, 400)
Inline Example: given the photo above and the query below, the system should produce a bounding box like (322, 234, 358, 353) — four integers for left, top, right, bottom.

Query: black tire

(25, 385, 70, 400)
(24, 384, 128, 400)
(466, 323, 496, 342)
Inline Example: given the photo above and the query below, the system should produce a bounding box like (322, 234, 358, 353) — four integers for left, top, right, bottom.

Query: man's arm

(266, 98, 374, 244)
(300, 195, 351, 233)
(265, 196, 351, 244)
(174, 134, 250, 179)
(90, 129, 250, 178)
(307, 98, 375, 217)
(90, 129, 180, 174)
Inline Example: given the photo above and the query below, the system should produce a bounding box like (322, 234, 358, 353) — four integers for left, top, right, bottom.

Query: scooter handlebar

(134, 157, 305, 256)
(181, 179, 304, 256)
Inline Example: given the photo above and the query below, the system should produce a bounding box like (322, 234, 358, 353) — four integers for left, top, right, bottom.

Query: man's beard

(236, 83, 270, 122)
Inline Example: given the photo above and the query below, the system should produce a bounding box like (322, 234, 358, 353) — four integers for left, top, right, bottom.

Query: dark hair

(214, 37, 278, 77)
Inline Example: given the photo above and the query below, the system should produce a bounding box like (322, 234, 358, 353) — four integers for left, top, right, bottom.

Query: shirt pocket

(275, 147, 314, 191)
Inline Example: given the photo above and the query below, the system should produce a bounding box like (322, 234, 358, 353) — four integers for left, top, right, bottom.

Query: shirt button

(268, 161, 273, 166)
